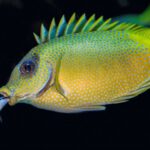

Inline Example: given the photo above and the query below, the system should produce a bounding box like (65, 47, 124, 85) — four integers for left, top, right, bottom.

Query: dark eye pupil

(20, 61, 35, 75)
(24, 64, 32, 72)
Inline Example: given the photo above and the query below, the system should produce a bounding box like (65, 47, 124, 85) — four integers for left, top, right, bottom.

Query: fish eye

(20, 60, 36, 76)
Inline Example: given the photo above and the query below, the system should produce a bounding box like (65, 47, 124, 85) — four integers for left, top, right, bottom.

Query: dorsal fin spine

(72, 14, 86, 33)
(112, 22, 127, 30)
(56, 15, 67, 37)
(41, 24, 48, 43)
(33, 33, 41, 44)
(48, 18, 56, 40)
(101, 21, 119, 31)
(89, 16, 103, 31)
(64, 13, 76, 35)
(125, 24, 136, 31)
(81, 14, 95, 32)
(98, 18, 112, 30)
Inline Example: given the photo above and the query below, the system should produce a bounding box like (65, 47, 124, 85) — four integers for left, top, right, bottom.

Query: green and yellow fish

(0, 10, 150, 113)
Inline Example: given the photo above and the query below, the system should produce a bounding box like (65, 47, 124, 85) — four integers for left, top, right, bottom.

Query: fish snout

(0, 86, 13, 111)
(0, 93, 10, 111)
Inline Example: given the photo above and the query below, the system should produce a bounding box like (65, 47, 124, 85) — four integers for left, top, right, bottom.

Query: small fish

(0, 9, 150, 113)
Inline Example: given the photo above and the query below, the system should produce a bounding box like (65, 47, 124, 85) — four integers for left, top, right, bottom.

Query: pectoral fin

(54, 54, 68, 99)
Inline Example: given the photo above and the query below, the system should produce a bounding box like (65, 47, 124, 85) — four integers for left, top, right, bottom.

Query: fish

(0, 10, 150, 113)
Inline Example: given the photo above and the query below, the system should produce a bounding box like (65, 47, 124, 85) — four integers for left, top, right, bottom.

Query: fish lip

(0, 86, 12, 100)
(0, 92, 9, 98)
(0, 91, 11, 111)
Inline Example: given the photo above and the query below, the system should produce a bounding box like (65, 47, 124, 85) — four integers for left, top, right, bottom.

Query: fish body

(33, 30, 150, 112)
(0, 12, 150, 113)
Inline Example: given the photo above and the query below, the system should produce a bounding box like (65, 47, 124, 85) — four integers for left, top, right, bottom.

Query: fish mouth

(0, 90, 11, 111)
(0, 86, 19, 110)
(0, 72, 52, 109)
(0, 93, 31, 110)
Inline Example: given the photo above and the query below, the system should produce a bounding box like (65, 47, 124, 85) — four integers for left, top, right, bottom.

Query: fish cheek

(22, 63, 52, 96)
(8, 54, 53, 100)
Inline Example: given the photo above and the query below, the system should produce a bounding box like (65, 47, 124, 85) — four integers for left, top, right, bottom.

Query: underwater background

(0, 0, 150, 148)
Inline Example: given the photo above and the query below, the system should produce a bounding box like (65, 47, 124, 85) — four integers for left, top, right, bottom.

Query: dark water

(0, 0, 150, 148)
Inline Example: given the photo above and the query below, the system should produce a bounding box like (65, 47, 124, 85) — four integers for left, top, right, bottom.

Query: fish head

(0, 44, 55, 110)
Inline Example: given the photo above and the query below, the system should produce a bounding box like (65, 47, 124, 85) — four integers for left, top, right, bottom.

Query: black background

(0, 0, 150, 149)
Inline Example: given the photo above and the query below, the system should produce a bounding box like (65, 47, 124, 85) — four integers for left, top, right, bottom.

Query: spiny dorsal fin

(72, 14, 87, 33)
(33, 13, 142, 44)
(48, 18, 56, 40)
(81, 14, 95, 32)
(56, 15, 67, 37)
(64, 13, 76, 35)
